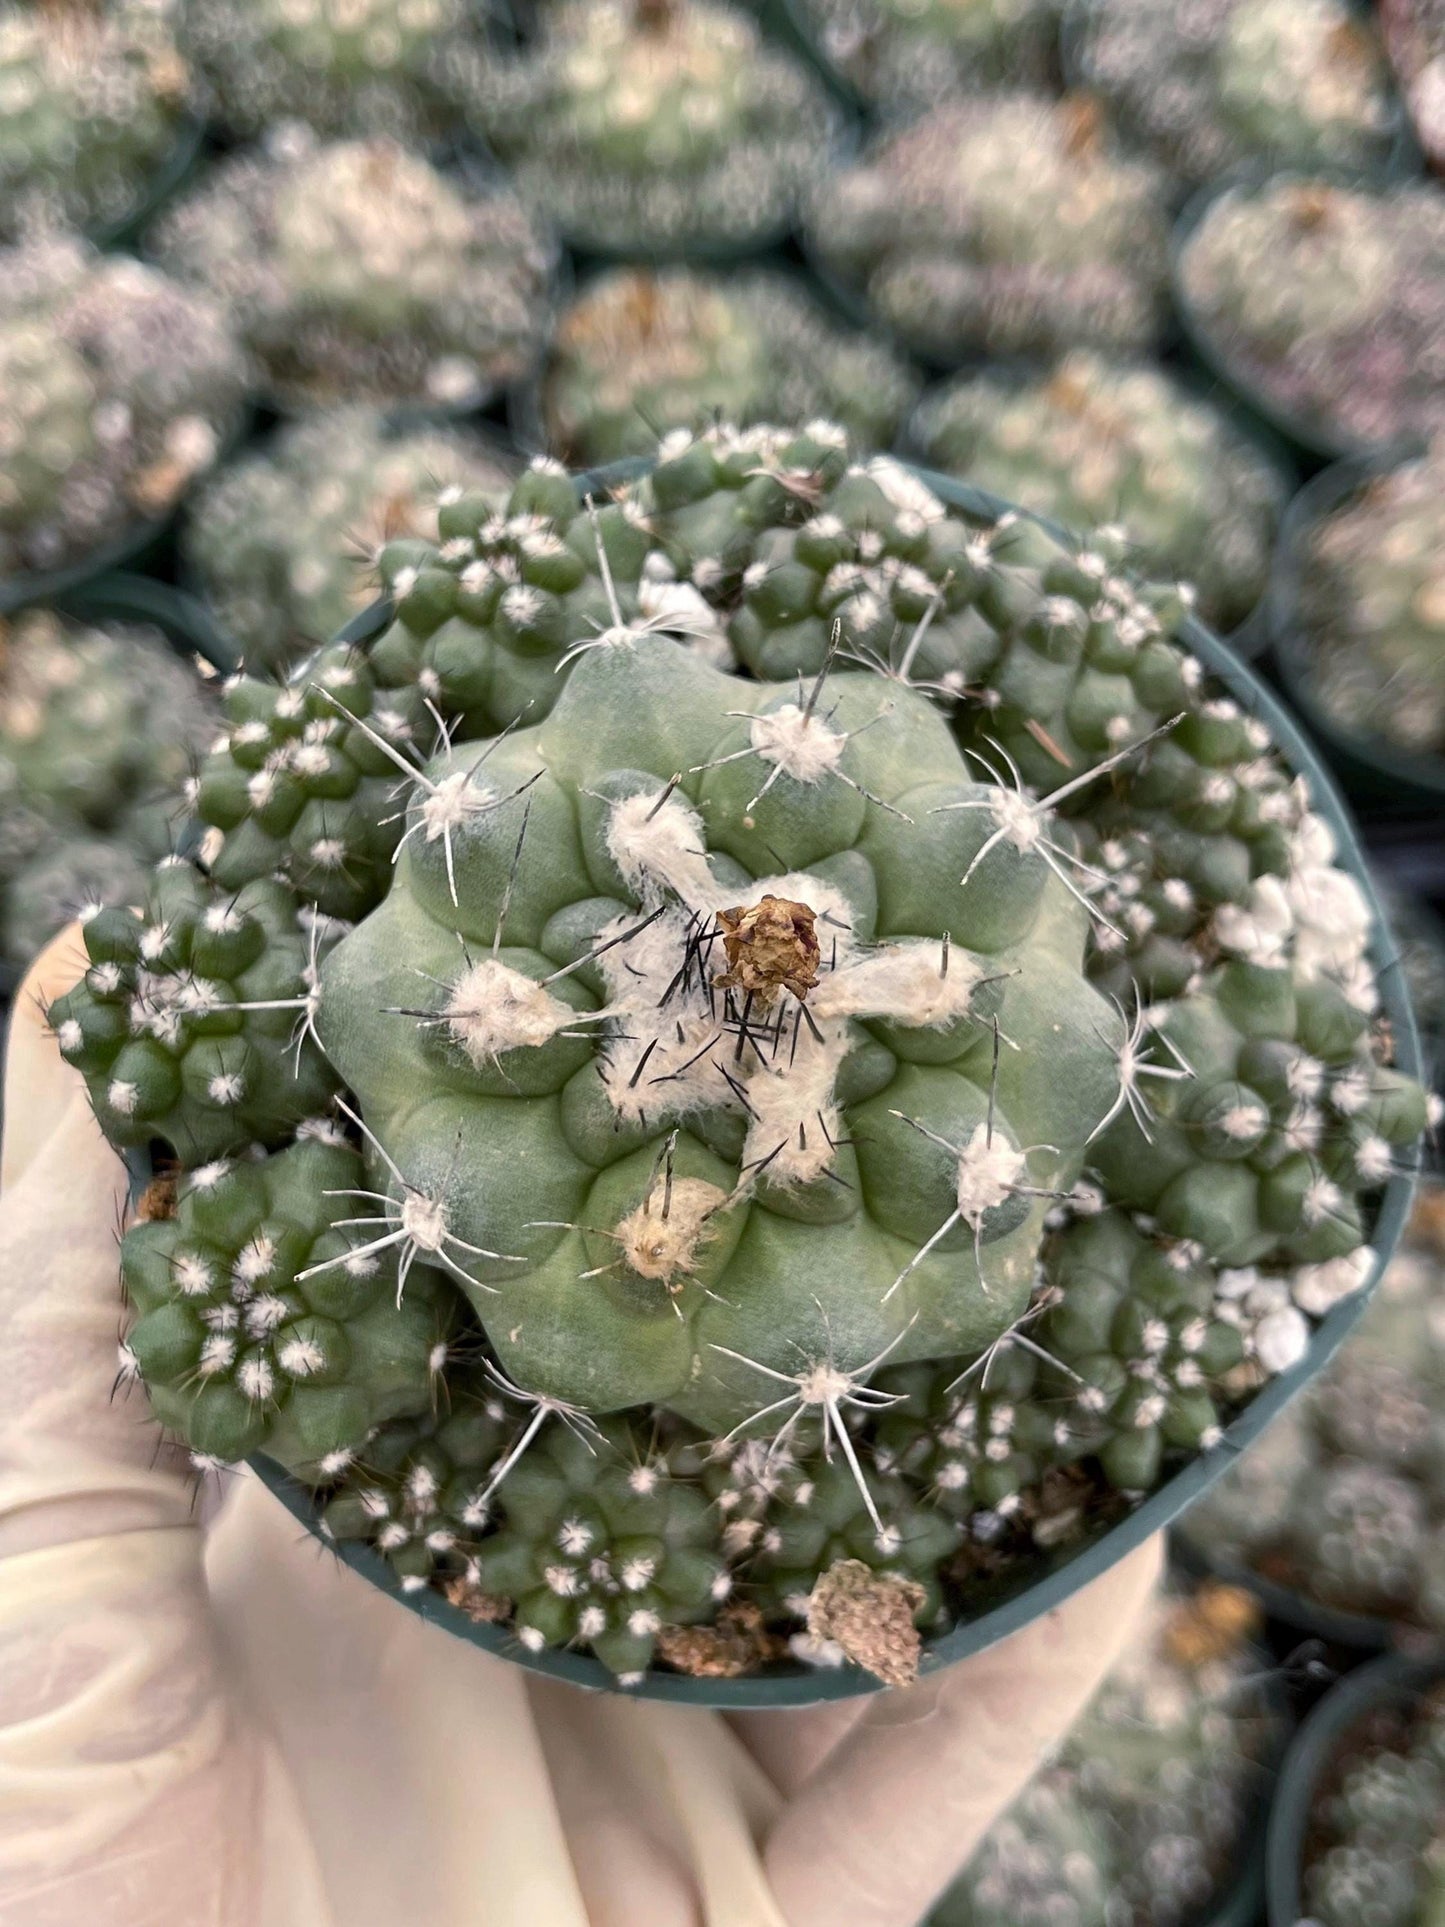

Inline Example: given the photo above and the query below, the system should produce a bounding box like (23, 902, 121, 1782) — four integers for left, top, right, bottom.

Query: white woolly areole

(615, 1176, 727, 1285)
(443, 959, 577, 1066)
(606, 789, 716, 909)
(748, 705, 847, 786)
(421, 770, 495, 842)
(812, 941, 981, 1029)
(400, 1192, 449, 1253)
(953, 1127, 1028, 1225)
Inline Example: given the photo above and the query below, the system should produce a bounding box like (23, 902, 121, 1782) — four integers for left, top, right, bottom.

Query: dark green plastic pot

(191, 461, 1424, 1706)
(1170, 170, 1434, 470)
(1265, 1652, 1445, 1925)
(902, 356, 1298, 657)
(1171, 1526, 1405, 1659)
(1267, 452, 1445, 819)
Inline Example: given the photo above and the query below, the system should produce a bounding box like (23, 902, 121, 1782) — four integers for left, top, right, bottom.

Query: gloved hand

(0, 927, 1163, 1927)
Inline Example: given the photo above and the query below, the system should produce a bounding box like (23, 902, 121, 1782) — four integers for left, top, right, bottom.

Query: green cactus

(121, 1133, 460, 1473)
(1076, 0, 1398, 187)
(1295, 448, 1445, 762)
(807, 94, 1172, 364)
(184, 407, 516, 673)
(1301, 1685, 1445, 1927)
(151, 132, 553, 414)
(179, 0, 486, 143)
(1180, 1190, 1445, 1636)
(539, 267, 919, 466)
(1178, 178, 1445, 452)
(47, 862, 341, 1160)
(788, 0, 1062, 121)
(0, 236, 247, 579)
(0, 604, 215, 970)
(59, 424, 1426, 1683)
(0, 0, 195, 241)
(910, 353, 1288, 633)
(471, 0, 838, 254)
(932, 1585, 1276, 1926)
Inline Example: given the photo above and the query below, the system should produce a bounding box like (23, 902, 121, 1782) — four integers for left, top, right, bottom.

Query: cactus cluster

(1300, 1681, 1445, 1927)
(471, 0, 838, 255)
(183, 408, 516, 673)
(0, 604, 214, 970)
(807, 95, 1172, 365)
(540, 268, 919, 465)
(0, 236, 246, 579)
(1180, 1187, 1445, 1634)
(0, 0, 195, 243)
(151, 130, 554, 414)
(179, 0, 485, 143)
(1178, 177, 1445, 452)
(910, 353, 1288, 634)
(932, 1584, 1275, 1926)
(787, 0, 1061, 121)
(50, 425, 1426, 1683)
(1294, 447, 1445, 764)
(1075, 0, 1398, 187)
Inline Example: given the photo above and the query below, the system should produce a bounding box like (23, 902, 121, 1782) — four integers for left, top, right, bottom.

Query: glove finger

(724, 1700, 872, 1798)
(764, 1535, 1165, 1927)
(1, 921, 91, 1195)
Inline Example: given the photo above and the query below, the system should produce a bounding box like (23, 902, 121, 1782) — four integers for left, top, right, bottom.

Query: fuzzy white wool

(863, 456, 944, 525)
(1252, 1305, 1310, 1374)
(748, 705, 847, 785)
(1292, 1246, 1375, 1316)
(741, 1046, 843, 1187)
(811, 942, 980, 1030)
(606, 789, 716, 908)
(1213, 875, 1293, 967)
(443, 959, 578, 1065)
(953, 1127, 1028, 1226)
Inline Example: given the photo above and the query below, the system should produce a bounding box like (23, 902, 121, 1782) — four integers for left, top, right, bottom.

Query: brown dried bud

(714, 895, 821, 1006)
(807, 1559, 925, 1687)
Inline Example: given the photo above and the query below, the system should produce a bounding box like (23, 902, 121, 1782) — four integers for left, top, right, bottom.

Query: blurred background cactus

(910, 352, 1288, 632)
(178, 0, 486, 143)
(1382, 0, 1445, 169)
(538, 267, 919, 463)
(471, 0, 839, 254)
(151, 130, 554, 414)
(807, 94, 1172, 364)
(1073, 0, 1399, 188)
(184, 408, 516, 671)
(783, 0, 1062, 121)
(931, 1583, 1278, 1925)
(1178, 177, 1445, 452)
(0, 0, 197, 242)
(0, 236, 246, 581)
(0, 602, 213, 969)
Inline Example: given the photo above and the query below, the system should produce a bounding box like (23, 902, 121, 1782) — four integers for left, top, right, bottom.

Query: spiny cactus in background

(910, 353, 1288, 634)
(179, 0, 486, 143)
(1382, 0, 1445, 170)
(932, 1584, 1276, 1926)
(1075, 0, 1398, 187)
(151, 129, 554, 414)
(1295, 447, 1445, 762)
(1178, 178, 1445, 452)
(788, 0, 1061, 121)
(470, 0, 838, 254)
(0, 0, 195, 242)
(1181, 1186, 1445, 1635)
(0, 605, 214, 970)
(540, 268, 920, 466)
(1301, 1681, 1445, 1927)
(0, 236, 246, 579)
(57, 425, 1426, 1684)
(121, 1133, 461, 1473)
(807, 94, 1172, 366)
(184, 409, 516, 673)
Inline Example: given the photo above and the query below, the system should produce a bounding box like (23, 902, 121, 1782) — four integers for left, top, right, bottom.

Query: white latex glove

(0, 928, 1164, 1927)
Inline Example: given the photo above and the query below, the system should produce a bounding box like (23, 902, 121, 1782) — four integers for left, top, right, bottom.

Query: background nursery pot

(121, 459, 1424, 1711)
(1264, 1651, 1445, 1925)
